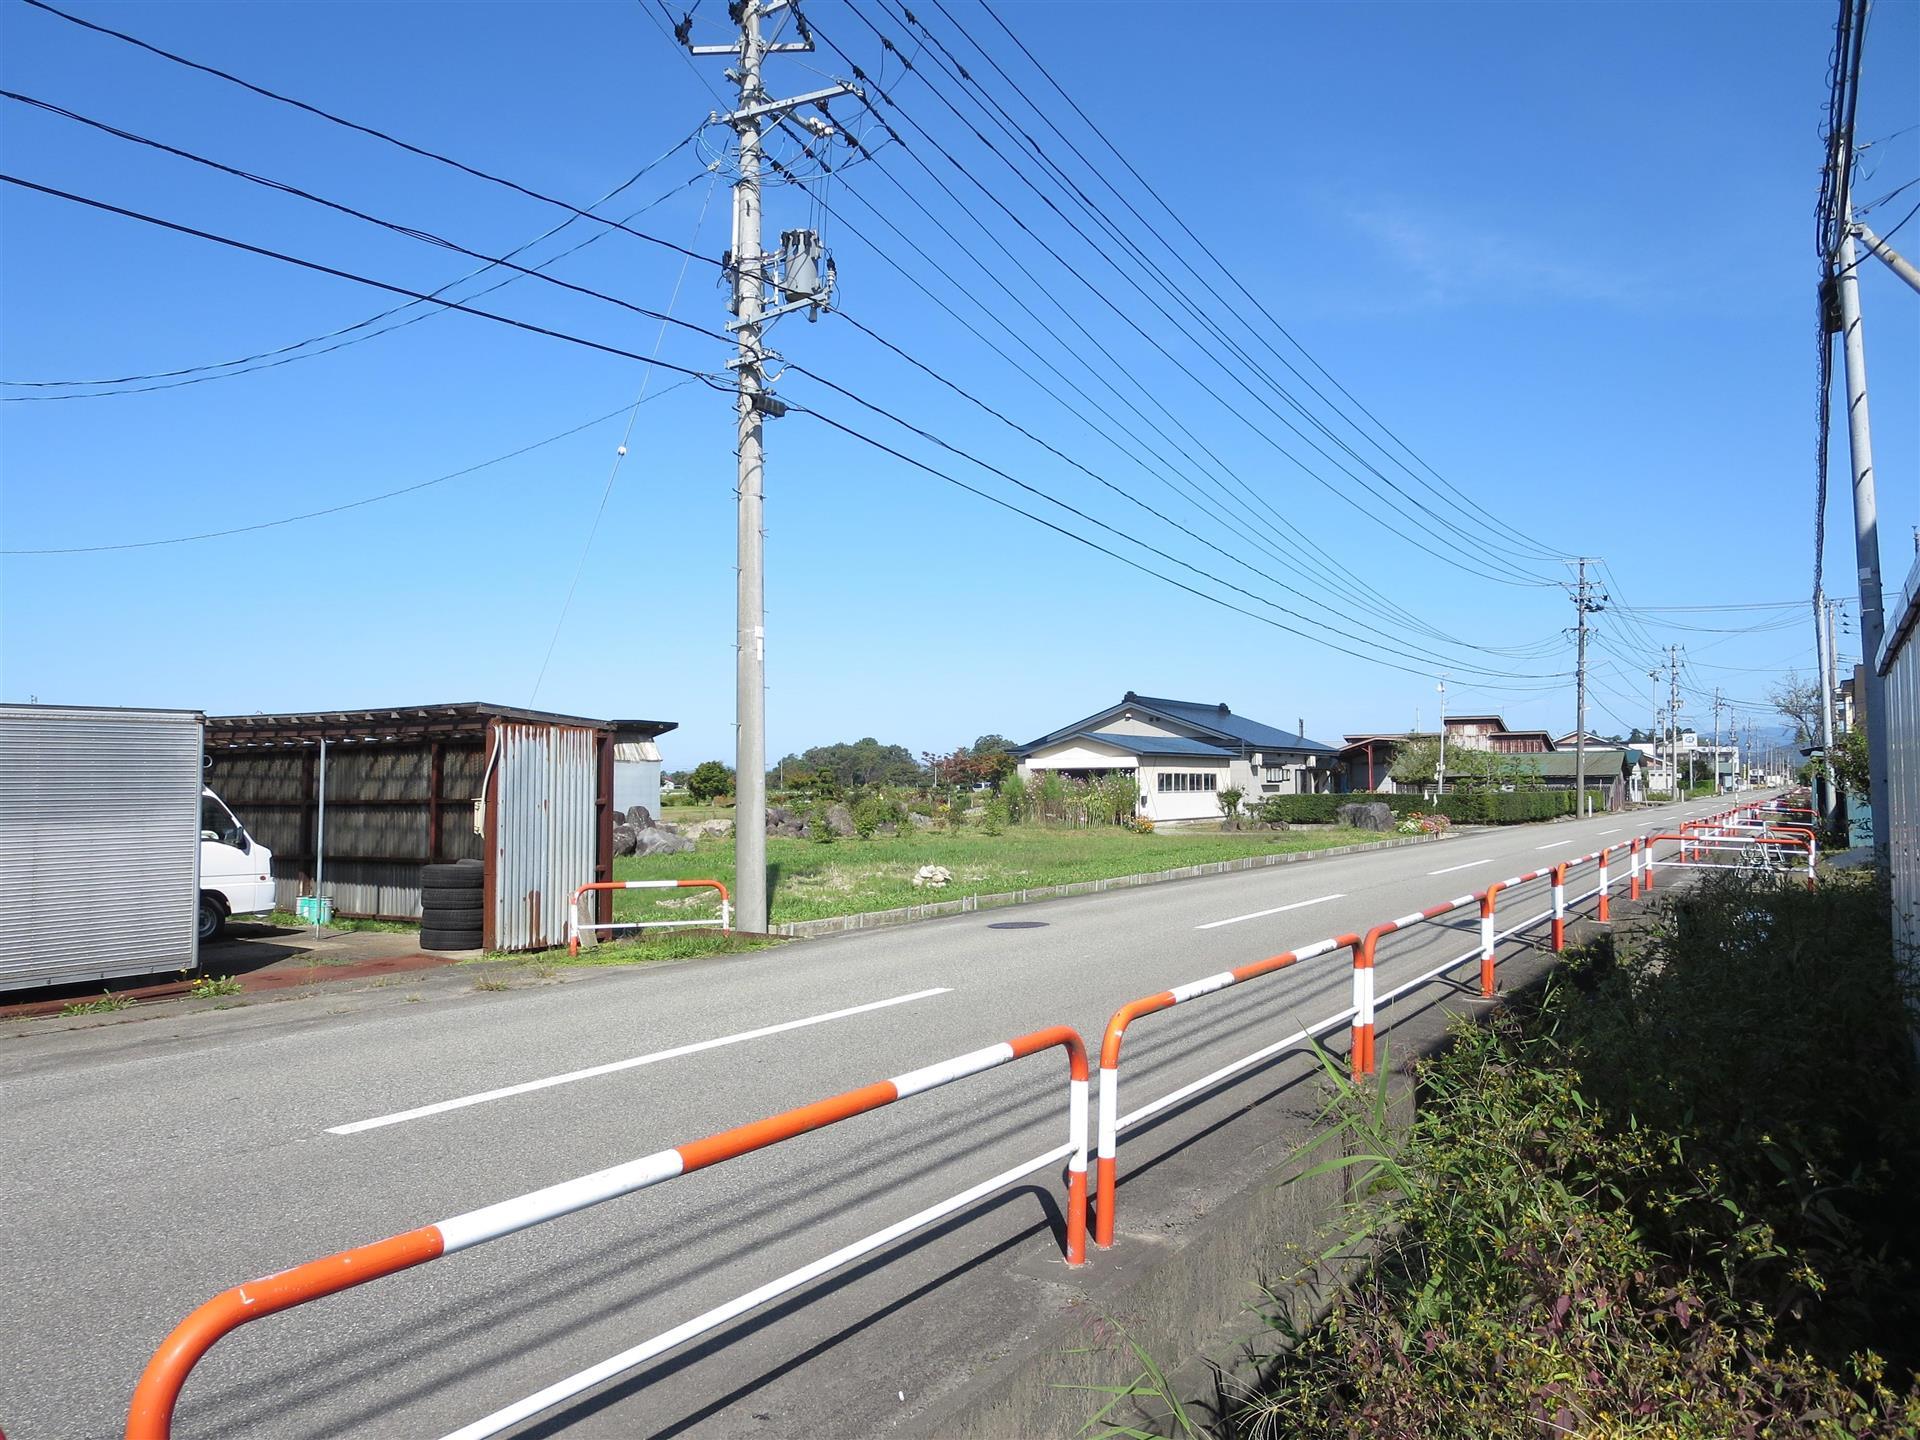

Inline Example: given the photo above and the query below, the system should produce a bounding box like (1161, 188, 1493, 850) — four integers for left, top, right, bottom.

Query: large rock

(632, 824, 695, 856)
(683, 817, 734, 840)
(624, 804, 656, 829)
(912, 864, 953, 889)
(1338, 801, 1395, 832)
(907, 812, 934, 830)
(612, 823, 640, 857)
(824, 802, 856, 838)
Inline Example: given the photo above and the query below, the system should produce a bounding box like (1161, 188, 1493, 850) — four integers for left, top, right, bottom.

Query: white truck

(0, 704, 275, 989)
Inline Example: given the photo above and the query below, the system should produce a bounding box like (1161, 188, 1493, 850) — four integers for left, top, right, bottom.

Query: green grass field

(606, 824, 1389, 928)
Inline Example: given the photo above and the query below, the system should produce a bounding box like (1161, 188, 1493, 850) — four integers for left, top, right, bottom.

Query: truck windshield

(201, 793, 247, 849)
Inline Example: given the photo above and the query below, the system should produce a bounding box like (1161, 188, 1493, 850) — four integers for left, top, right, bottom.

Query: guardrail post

(1550, 864, 1568, 951)
(1478, 885, 1499, 996)
(1597, 848, 1611, 922)
(1350, 930, 1380, 1079)
(1627, 837, 1641, 899)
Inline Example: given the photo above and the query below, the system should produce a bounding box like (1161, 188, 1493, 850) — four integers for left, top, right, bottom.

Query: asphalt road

(1, 797, 1750, 1440)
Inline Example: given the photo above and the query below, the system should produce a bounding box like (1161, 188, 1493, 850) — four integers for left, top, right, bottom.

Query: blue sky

(2, 0, 1915, 770)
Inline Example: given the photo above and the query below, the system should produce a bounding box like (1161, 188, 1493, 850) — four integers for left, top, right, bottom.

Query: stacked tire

(420, 859, 484, 952)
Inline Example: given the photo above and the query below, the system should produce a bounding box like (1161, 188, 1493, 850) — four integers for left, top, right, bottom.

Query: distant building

(1016, 692, 1338, 822)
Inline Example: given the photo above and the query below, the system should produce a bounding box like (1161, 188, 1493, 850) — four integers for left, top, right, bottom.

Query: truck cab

(200, 788, 274, 941)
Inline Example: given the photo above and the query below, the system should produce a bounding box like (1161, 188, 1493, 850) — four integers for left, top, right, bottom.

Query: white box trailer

(0, 704, 206, 989)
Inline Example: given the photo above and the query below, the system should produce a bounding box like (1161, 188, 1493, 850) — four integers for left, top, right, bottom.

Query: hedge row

(1253, 790, 1607, 826)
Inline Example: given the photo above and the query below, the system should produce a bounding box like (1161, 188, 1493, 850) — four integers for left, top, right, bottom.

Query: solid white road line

(1537, 841, 1567, 850)
(1428, 859, 1492, 876)
(327, 987, 954, 1135)
(1598, 827, 1622, 835)
(1194, 893, 1345, 930)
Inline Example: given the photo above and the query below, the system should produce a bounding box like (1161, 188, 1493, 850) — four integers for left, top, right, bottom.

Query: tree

(1768, 671, 1823, 745)
(1388, 736, 1443, 787)
(1834, 724, 1870, 796)
(687, 760, 734, 802)
(769, 738, 920, 791)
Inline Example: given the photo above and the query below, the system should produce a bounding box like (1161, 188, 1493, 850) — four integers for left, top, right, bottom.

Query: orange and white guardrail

(126, 1026, 1087, 1440)
(567, 877, 731, 956)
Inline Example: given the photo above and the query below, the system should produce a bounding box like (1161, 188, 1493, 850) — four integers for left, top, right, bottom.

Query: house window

(1264, 765, 1287, 782)
(1155, 772, 1217, 793)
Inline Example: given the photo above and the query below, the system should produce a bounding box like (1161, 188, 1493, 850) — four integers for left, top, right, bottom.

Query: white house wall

(1020, 738, 1141, 771)
(1141, 760, 1231, 821)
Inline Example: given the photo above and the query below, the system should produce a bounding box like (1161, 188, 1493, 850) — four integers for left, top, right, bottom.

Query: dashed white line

(1195, 893, 1345, 930)
(1537, 841, 1567, 850)
(1598, 827, 1622, 835)
(327, 987, 954, 1135)
(1428, 859, 1492, 876)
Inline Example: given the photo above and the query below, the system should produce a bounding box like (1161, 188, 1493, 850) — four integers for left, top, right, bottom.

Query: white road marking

(1537, 841, 1567, 850)
(1427, 859, 1491, 876)
(327, 987, 954, 1135)
(1598, 827, 1622, 835)
(1195, 893, 1345, 930)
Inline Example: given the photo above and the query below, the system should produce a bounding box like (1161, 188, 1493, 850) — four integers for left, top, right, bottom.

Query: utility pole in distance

(1667, 645, 1683, 796)
(1570, 559, 1605, 815)
(688, 0, 853, 931)
(1815, 587, 1838, 828)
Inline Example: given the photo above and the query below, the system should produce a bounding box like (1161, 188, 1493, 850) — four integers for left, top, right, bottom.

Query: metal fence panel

(0, 706, 202, 988)
(493, 723, 598, 951)
(1878, 552, 1920, 969)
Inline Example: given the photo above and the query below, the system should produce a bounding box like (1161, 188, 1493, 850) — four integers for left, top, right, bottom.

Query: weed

(186, 974, 242, 999)
(471, 978, 511, 992)
(58, 991, 132, 1016)
(1243, 872, 1920, 1436)
(404, 994, 422, 1003)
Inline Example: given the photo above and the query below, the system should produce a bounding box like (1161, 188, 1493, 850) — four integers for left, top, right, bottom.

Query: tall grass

(1234, 870, 1920, 1438)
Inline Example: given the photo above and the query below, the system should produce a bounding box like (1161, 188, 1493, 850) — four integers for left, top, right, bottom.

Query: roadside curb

(772, 832, 1448, 939)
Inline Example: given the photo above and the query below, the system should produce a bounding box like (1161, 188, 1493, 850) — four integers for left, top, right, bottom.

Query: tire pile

(420, 858, 484, 952)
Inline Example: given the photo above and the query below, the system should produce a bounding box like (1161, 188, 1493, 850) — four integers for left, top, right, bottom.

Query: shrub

(1218, 786, 1244, 819)
(809, 801, 835, 844)
(981, 795, 1008, 835)
(1001, 771, 1028, 823)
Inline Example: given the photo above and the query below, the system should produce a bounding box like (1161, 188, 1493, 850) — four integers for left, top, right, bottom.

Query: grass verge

(466, 929, 783, 969)
(1185, 869, 1920, 1438)
(610, 825, 1392, 926)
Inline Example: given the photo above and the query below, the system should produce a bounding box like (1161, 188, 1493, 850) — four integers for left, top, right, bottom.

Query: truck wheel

(198, 894, 227, 943)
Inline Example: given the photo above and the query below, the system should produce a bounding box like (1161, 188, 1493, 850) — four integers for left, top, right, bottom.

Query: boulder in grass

(632, 825, 695, 856)
(625, 804, 656, 829)
(612, 824, 640, 857)
(825, 802, 857, 838)
(912, 864, 953, 889)
(1338, 802, 1395, 832)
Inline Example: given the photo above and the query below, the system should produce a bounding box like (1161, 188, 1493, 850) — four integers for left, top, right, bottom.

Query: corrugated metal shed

(206, 704, 674, 951)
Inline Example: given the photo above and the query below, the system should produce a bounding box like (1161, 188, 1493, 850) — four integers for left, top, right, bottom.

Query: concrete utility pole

(688, 1, 852, 931)
(1435, 676, 1448, 797)
(1816, 588, 1839, 828)
(1570, 559, 1604, 815)
(1832, 200, 1891, 863)
(1710, 688, 1724, 796)
(1667, 645, 1683, 796)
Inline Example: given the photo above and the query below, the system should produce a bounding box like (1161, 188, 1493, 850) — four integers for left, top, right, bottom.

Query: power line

(0, 174, 729, 385)
(1, 393, 692, 554)
(810, 9, 1560, 591)
(2, 122, 708, 395)
(887, 0, 1571, 574)
(1, 94, 738, 357)
(529, 177, 719, 703)
(17, 0, 742, 276)
(968, 0, 1575, 568)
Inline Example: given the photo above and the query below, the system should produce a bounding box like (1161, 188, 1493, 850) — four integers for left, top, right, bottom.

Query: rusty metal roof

(205, 703, 676, 748)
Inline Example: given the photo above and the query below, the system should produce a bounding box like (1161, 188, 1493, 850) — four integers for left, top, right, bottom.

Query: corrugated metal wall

(0, 706, 202, 988)
(1878, 553, 1920, 970)
(492, 723, 598, 951)
(208, 740, 485, 920)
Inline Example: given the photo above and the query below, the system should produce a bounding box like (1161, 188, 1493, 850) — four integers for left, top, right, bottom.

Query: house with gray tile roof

(1014, 692, 1338, 822)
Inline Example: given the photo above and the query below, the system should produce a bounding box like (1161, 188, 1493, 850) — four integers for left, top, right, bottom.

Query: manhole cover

(988, 920, 1049, 930)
